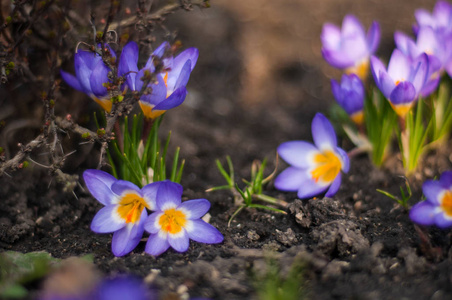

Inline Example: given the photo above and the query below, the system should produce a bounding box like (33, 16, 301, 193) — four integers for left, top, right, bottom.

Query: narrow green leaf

(215, 159, 232, 186)
(170, 147, 180, 182)
(175, 159, 185, 183)
(248, 204, 287, 214)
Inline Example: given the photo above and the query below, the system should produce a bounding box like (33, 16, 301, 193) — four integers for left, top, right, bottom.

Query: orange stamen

(117, 193, 149, 224)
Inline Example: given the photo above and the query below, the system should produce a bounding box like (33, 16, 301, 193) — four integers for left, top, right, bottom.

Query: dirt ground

(2, 0, 452, 299)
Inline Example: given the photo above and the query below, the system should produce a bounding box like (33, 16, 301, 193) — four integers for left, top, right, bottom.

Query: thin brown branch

(110, 0, 207, 29)
(0, 134, 45, 176)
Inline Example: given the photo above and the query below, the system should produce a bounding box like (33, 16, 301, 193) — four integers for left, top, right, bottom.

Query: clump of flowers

(84, 170, 223, 257)
(275, 113, 349, 199)
(410, 171, 452, 228)
(322, 3, 452, 175)
(321, 14, 380, 79)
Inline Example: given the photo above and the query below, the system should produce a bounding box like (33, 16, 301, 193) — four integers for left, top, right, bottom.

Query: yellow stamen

(139, 101, 166, 120)
(93, 97, 112, 112)
(310, 150, 342, 184)
(158, 208, 187, 234)
(163, 72, 168, 87)
(350, 111, 364, 125)
(117, 193, 149, 224)
(345, 59, 369, 80)
(441, 190, 452, 217)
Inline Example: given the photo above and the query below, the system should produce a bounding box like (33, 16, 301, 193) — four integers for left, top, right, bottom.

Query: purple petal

(440, 171, 452, 189)
(366, 21, 380, 54)
(370, 55, 386, 85)
(434, 212, 452, 229)
(138, 73, 167, 105)
(111, 209, 147, 257)
(60, 70, 84, 92)
(378, 71, 397, 99)
(341, 33, 368, 62)
(311, 113, 337, 150)
(325, 173, 342, 197)
(90, 60, 110, 98)
(420, 74, 440, 97)
(296, 177, 329, 199)
(145, 232, 170, 256)
(409, 201, 437, 226)
(186, 219, 224, 244)
(144, 41, 171, 70)
(156, 180, 183, 210)
(91, 205, 125, 233)
(77, 50, 102, 70)
(416, 27, 438, 53)
(153, 87, 187, 111)
(119, 41, 139, 91)
(168, 230, 189, 252)
(83, 169, 118, 205)
(433, 1, 452, 25)
(96, 276, 150, 300)
(387, 49, 411, 81)
(277, 141, 318, 168)
(321, 23, 341, 50)
(111, 180, 141, 196)
(142, 182, 161, 210)
(422, 180, 444, 205)
(337, 147, 350, 173)
(144, 211, 163, 234)
(410, 53, 428, 94)
(74, 52, 95, 94)
(334, 74, 364, 115)
(342, 15, 365, 38)
(166, 49, 198, 91)
(415, 9, 435, 28)
(171, 60, 192, 92)
(394, 31, 411, 55)
(331, 78, 341, 101)
(174, 48, 199, 72)
(153, 42, 170, 59)
(321, 48, 354, 69)
(178, 199, 211, 219)
(274, 167, 310, 192)
(389, 81, 416, 105)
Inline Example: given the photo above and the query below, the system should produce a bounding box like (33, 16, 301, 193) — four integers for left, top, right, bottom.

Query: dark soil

(2, 0, 452, 299)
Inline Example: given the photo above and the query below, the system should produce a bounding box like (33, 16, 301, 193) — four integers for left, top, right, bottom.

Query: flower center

(440, 190, 452, 217)
(345, 59, 369, 80)
(158, 208, 187, 234)
(311, 150, 342, 184)
(117, 193, 149, 223)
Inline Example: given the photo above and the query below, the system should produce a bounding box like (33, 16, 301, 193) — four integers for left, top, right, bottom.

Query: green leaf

(0, 284, 28, 299)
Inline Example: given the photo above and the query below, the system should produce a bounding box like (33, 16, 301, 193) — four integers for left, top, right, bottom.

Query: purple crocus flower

(60, 45, 118, 112)
(410, 171, 452, 228)
(275, 113, 350, 199)
(321, 15, 380, 79)
(370, 49, 429, 117)
(414, 0, 452, 35)
(83, 169, 161, 257)
(144, 180, 223, 256)
(118, 41, 198, 119)
(394, 27, 445, 96)
(331, 74, 365, 124)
